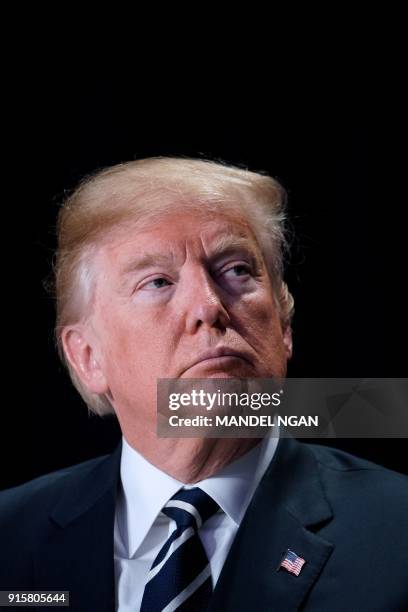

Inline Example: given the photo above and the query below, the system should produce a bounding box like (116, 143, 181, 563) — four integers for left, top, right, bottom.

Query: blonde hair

(54, 157, 294, 416)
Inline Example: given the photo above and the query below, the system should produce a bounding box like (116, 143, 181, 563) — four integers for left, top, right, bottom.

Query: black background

(1, 61, 406, 490)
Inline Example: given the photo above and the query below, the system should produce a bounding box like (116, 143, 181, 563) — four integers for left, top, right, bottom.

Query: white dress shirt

(114, 433, 279, 611)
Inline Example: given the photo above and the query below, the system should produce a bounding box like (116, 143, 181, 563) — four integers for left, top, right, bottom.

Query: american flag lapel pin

(277, 549, 306, 576)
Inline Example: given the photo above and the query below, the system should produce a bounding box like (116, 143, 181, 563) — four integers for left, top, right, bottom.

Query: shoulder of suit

(304, 442, 407, 476)
(302, 441, 408, 508)
(0, 453, 111, 523)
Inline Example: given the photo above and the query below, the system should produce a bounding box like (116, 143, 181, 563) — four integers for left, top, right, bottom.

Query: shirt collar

(196, 434, 279, 525)
(118, 436, 185, 557)
(118, 432, 279, 558)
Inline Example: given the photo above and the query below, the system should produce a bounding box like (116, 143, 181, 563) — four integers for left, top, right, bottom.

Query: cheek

(98, 307, 173, 380)
(232, 292, 287, 375)
(233, 292, 282, 338)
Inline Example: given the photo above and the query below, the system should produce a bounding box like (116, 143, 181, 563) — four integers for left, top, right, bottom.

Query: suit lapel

(32, 441, 122, 612)
(209, 438, 334, 612)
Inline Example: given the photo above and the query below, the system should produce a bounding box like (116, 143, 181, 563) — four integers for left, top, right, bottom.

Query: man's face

(86, 209, 292, 430)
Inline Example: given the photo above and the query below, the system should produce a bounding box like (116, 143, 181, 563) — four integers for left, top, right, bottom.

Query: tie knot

(162, 487, 219, 530)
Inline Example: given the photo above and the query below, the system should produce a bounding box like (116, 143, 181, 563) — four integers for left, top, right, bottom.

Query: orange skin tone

(63, 210, 292, 483)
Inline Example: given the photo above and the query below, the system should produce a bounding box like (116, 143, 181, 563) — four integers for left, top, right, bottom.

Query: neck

(122, 430, 261, 483)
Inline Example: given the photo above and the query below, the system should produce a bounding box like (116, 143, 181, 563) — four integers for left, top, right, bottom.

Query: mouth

(180, 348, 253, 377)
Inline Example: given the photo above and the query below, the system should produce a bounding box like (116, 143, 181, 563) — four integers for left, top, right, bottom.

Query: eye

(223, 263, 252, 278)
(140, 276, 173, 290)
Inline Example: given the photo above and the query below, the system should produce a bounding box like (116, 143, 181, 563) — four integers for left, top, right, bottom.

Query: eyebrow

(119, 235, 262, 279)
(120, 253, 177, 276)
(208, 235, 261, 262)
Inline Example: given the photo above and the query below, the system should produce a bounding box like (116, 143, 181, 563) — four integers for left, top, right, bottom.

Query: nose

(181, 266, 231, 334)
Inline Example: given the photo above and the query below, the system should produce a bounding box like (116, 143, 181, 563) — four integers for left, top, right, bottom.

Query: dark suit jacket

(1, 438, 407, 611)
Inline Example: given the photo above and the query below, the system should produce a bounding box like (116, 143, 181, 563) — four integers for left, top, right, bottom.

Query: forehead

(97, 209, 263, 267)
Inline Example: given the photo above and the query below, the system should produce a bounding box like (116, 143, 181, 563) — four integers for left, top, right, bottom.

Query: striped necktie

(140, 487, 219, 612)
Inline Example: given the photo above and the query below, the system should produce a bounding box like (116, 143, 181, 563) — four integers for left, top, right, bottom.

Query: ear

(282, 323, 293, 360)
(61, 324, 108, 395)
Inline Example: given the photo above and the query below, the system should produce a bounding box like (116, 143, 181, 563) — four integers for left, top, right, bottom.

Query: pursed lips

(180, 348, 253, 376)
